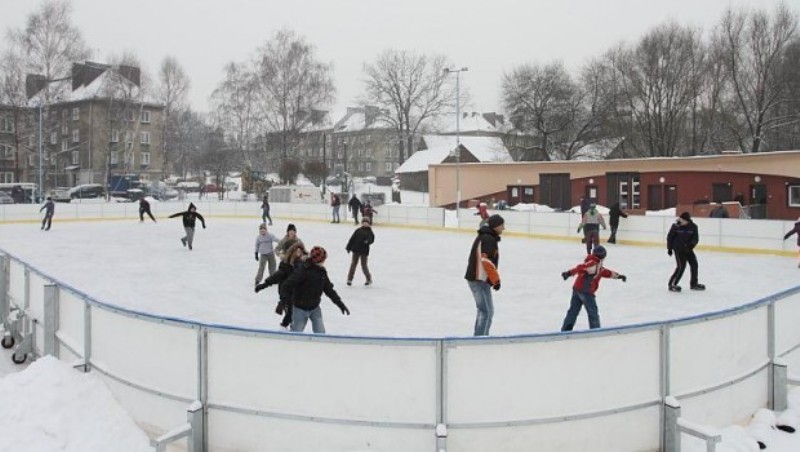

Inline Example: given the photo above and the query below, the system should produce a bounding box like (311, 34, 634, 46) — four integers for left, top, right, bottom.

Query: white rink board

(206, 331, 438, 423)
(207, 409, 433, 452)
(775, 293, 800, 358)
(447, 405, 660, 452)
(679, 369, 769, 427)
(8, 259, 26, 308)
(27, 272, 47, 353)
(57, 290, 86, 356)
(90, 308, 198, 398)
(669, 308, 768, 396)
(445, 330, 661, 423)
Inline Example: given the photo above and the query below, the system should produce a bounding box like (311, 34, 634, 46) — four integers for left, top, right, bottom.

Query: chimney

(364, 105, 380, 126)
(25, 74, 48, 99)
(118, 65, 141, 87)
(72, 62, 108, 90)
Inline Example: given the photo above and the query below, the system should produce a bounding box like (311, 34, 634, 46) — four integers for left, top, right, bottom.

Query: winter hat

(679, 212, 691, 221)
(487, 214, 505, 229)
(309, 246, 327, 264)
(592, 245, 607, 259)
(287, 223, 297, 233)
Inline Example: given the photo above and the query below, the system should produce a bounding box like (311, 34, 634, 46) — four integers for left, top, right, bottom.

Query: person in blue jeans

(464, 214, 504, 336)
(560, 246, 626, 331)
(260, 195, 272, 226)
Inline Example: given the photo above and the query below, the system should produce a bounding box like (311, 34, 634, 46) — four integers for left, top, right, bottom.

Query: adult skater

(256, 241, 308, 328)
(361, 200, 377, 224)
(577, 203, 606, 254)
(667, 212, 705, 292)
(39, 196, 54, 231)
(607, 202, 627, 244)
(348, 194, 362, 225)
(260, 194, 272, 226)
(282, 246, 350, 334)
(254, 223, 280, 285)
(168, 203, 206, 250)
(345, 217, 375, 286)
(139, 198, 156, 223)
(330, 193, 341, 223)
(475, 202, 489, 227)
(783, 216, 800, 268)
(275, 223, 302, 261)
(464, 214, 504, 336)
(709, 202, 730, 219)
(559, 245, 626, 331)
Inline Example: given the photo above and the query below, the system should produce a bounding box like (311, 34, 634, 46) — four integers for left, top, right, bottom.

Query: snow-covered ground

(0, 201, 798, 451)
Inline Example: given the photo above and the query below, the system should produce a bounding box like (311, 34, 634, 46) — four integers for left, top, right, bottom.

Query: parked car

(70, 184, 105, 199)
(49, 187, 72, 203)
(0, 192, 14, 204)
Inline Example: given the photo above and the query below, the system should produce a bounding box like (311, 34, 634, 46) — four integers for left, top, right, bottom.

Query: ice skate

(690, 284, 706, 291)
(669, 285, 682, 292)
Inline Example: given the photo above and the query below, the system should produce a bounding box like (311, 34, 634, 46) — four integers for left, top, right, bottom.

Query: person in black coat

(607, 202, 628, 244)
(255, 241, 307, 328)
(784, 217, 800, 268)
(168, 202, 206, 250)
(348, 195, 362, 225)
(464, 214, 504, 336)
(139, 198, 156, 223)
(666, 212, 704, 292)
(346, 217, 375, 286)
(282, 246, 349, 334)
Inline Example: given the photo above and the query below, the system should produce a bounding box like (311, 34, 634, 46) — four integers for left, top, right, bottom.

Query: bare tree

(198, 127, 239, 200)
(156, 56, 190, 177)
(716, 3, 799, 152)
(209, 61, 261, 169)
(361, 50, 455, 163)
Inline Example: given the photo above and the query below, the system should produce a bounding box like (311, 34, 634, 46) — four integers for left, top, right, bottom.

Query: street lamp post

(444, 67, 468, 225)
(37, 103, 43, 203)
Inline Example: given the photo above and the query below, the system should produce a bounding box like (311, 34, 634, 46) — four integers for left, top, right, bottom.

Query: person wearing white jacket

(254, 223, 280, 285)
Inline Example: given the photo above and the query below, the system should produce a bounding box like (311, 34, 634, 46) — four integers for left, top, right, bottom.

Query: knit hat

(487, 214, 505, 229)
(592, 245, 607, 259)
(309, 246, 327, 264)
(259, 223, 267, 230)
(679, 212, 691, 221)
(287, 223, 296, 233)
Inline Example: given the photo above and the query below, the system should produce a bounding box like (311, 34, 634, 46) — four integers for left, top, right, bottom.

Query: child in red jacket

(560, 246, 626, 331)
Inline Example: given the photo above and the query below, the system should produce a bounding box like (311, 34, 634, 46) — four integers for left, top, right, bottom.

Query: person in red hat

(667, 212, 705, 292)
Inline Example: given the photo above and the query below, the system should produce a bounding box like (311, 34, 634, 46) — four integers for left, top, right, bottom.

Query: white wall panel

(776, 293, 800, 358)
(8, 259, 26, 307)
(57, 290, 85, 354)
(679, 370, 768, 427)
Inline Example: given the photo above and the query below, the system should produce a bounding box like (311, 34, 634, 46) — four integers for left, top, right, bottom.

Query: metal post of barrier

(81, 303, 91, 372)
(772, 359, 788, 412)
(188, 400, 204, 452)
(435, 423, 447, 452)
(767, 303, 776, 409)
(664, 396, 681, 452)
(43, 284, 58, 357)
(197, 328, 208, 451)
(0, 255, 8, 325)
(659, 324, 671, 450)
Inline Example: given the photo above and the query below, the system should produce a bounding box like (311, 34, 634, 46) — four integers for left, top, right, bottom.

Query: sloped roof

(425, 111, 502, 134)
(549, 138, 624, 161)
(396, 135, 512, 173)
(333, 107, 393, 132)
(28, 70, 156, 106)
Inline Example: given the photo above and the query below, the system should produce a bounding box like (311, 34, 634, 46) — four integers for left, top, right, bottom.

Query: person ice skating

(330, 193, 341, 223)
(348, 194, 362, 225)
(254, 223, 280, 285)
(559, 245, 626, 331)
(275, 223, 302, 261)
(139, 198, 156, 223)
(667, 212, 705, 292)
(39, 196, 54, 231)
(464, 214, 504, 336)
(607, 202, 627, 244)
(709, 202, 730, 218)
(282, 246, 350, 334)
(256, 241, 307, 328)
(580, 196, 591, 216)
(783, 216, 800, 268)
(346, 217, 375, 286)
(577, 203, 606, 254)
(475, 202, 489, 227)
(168, 203, 206, 250)
(361, 200, 377, 224)
(260, 194, 272, 226)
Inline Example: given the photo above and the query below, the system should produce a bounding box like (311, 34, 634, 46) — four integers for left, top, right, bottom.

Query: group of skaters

(330, 193, 376, 225)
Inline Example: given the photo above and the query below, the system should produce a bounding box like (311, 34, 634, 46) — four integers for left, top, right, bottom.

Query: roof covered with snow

(27, 68, 157, 107)
(396, 135, 512, 173)
(424, 111, 509, 134)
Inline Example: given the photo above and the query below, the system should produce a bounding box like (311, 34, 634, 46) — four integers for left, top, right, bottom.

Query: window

(125, 131, 134, 143)
(337, 150, 343, 159)
(72, 129, 79, 143)
(366, 162, 371, 171)
(0, 144, 13, 158)
(140, 110, 150, 123)
(62, 141, 69, 153)
(111, 129, 119, 143)
(28, 154, 35, 167)
(72, 107, 79, 121)
(61, 121, 69, 135)
(789, 185, 800, 207)
(141, 152, 150, 165)
(0, 117, 13, 133)
(50, 131, 57, 145)
(71, 150, 79, 165)
(61, 110, 68, 123)
(385, 162, 392, 172)
(1, 172, 13, 183)
(110, 151, 119, 164)
(124, 151, 133, 164)
(140, 131, 150, 145)
(126, 110, 135, 122)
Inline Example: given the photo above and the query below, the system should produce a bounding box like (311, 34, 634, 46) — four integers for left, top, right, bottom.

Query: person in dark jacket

(667, 212, 704, 292)
(282, 246, 350, 334)
(139, 198, 156, 223)
(783, 217, 800, 268)
(709, 202, 730, 218)
(330, 193, 341, 223)
(464, 214, 504, 336)
(560, 246, 626, 331)
(256, 241, 307, 328)
(346, 217, 375, 286)
(361, 201, 377, 224)
(607, 202, 628, 244)
(348, 195, 362, 225)
(39, 196, 54, 231)
(260, 194, 272, 226)
(168, 203, 206, 250)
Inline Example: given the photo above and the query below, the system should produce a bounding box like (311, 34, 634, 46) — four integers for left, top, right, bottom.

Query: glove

(492, 282, 501, 291)
(618, 274, 627, 282)
(346, 248, 351, 254)
(561, 271, 571, 281)
(255, 252, 259, 261)
(275, 302, 284, 315)
(576, 226, 583, 233)
(339, 303, 350, 315)
(202, 225, 206, 229)
(667, 249, 673, 256)
(255, 282, 267, 293)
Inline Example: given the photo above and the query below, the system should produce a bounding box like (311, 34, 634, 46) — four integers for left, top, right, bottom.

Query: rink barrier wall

(0, 200, 795, 255)
(1, 246, 799, 451)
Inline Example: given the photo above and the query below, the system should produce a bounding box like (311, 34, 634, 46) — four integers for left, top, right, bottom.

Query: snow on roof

(426, 111, 502, 134)
(28, 70, 156, 106)
(333, 108, 392, 132)
(396, 135, 512, 173)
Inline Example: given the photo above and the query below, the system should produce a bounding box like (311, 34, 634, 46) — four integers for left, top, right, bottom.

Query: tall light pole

(443, 67, 468, 224)
(37, 103, 43, 203)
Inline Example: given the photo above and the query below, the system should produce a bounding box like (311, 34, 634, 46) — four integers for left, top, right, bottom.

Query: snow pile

(0, 356, 152, 452)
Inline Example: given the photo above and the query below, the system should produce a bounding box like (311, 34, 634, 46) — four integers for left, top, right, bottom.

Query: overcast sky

(0, 0, 787, 119)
